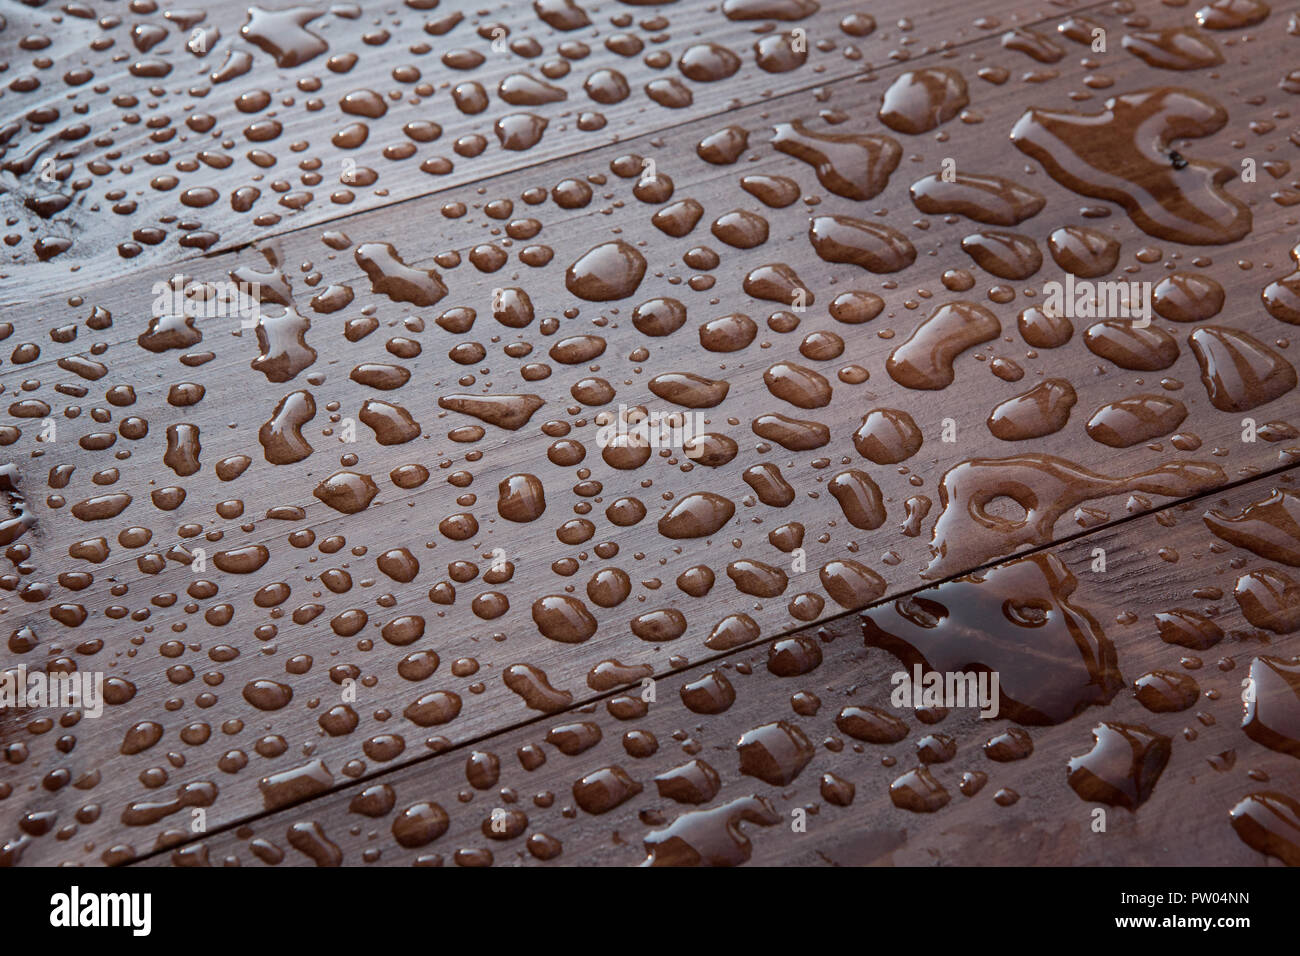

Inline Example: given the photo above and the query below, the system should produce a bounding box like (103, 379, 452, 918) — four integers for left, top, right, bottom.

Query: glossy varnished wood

(139, 469, 1300, 866)
(0, 0, 1095, 293)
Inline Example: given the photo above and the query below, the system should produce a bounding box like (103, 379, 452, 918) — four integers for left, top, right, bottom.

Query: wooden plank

(133, 467, 1300, 866)
(0, 0, 1106, 292)
(3, 0, 1300, 865)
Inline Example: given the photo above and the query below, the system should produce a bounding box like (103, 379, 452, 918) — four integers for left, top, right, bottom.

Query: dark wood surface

(137, 469, 1300, 867)
(2, 0, 1299, 866)
(0, 0, 1099, 293)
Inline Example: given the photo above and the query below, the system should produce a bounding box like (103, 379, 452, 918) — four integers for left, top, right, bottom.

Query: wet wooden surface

(2, 0, 1299, 866)
(1, 0, 1104, 292)
(137, 468, 1300, 867)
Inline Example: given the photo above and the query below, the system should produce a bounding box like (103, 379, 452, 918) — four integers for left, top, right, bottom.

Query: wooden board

(135, 468, 1300, 867)
(2, 0, 1300, 867)
(0, 0, 1096, 292)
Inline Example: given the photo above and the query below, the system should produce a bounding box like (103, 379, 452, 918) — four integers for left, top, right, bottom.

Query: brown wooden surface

(136, 468, 1300, 867)
(2, 0, 1299, 867)
(0, 0, 1092, 293)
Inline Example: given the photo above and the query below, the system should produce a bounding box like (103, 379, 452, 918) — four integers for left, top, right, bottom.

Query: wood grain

(136, 468, 1300, 867)
(0, 0, 1099, 293)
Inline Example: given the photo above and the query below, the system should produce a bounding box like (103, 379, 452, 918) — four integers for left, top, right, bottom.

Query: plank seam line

(192, 0, 1119, 264)
(0, 0, 1116, 307)
(124, 455, 1300, 865)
